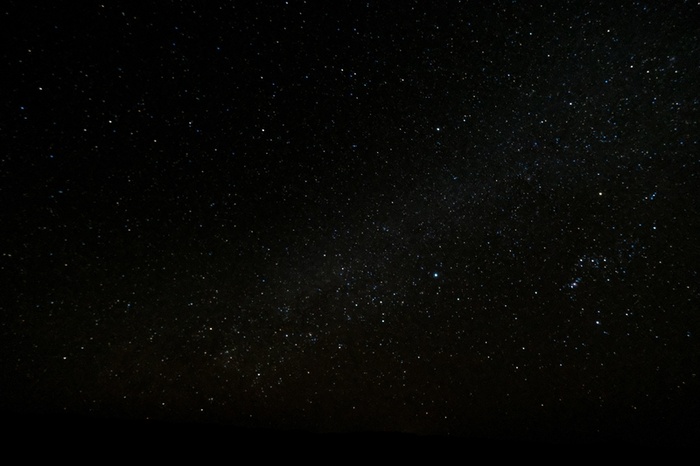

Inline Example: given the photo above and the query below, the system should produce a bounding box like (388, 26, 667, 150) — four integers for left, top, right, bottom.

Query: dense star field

(2, 1, 699, 445)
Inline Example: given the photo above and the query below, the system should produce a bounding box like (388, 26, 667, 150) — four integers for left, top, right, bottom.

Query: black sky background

(2, 1, 699, 447)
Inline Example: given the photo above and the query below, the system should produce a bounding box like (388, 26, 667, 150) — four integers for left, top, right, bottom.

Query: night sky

(2, 1, 699, 446)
